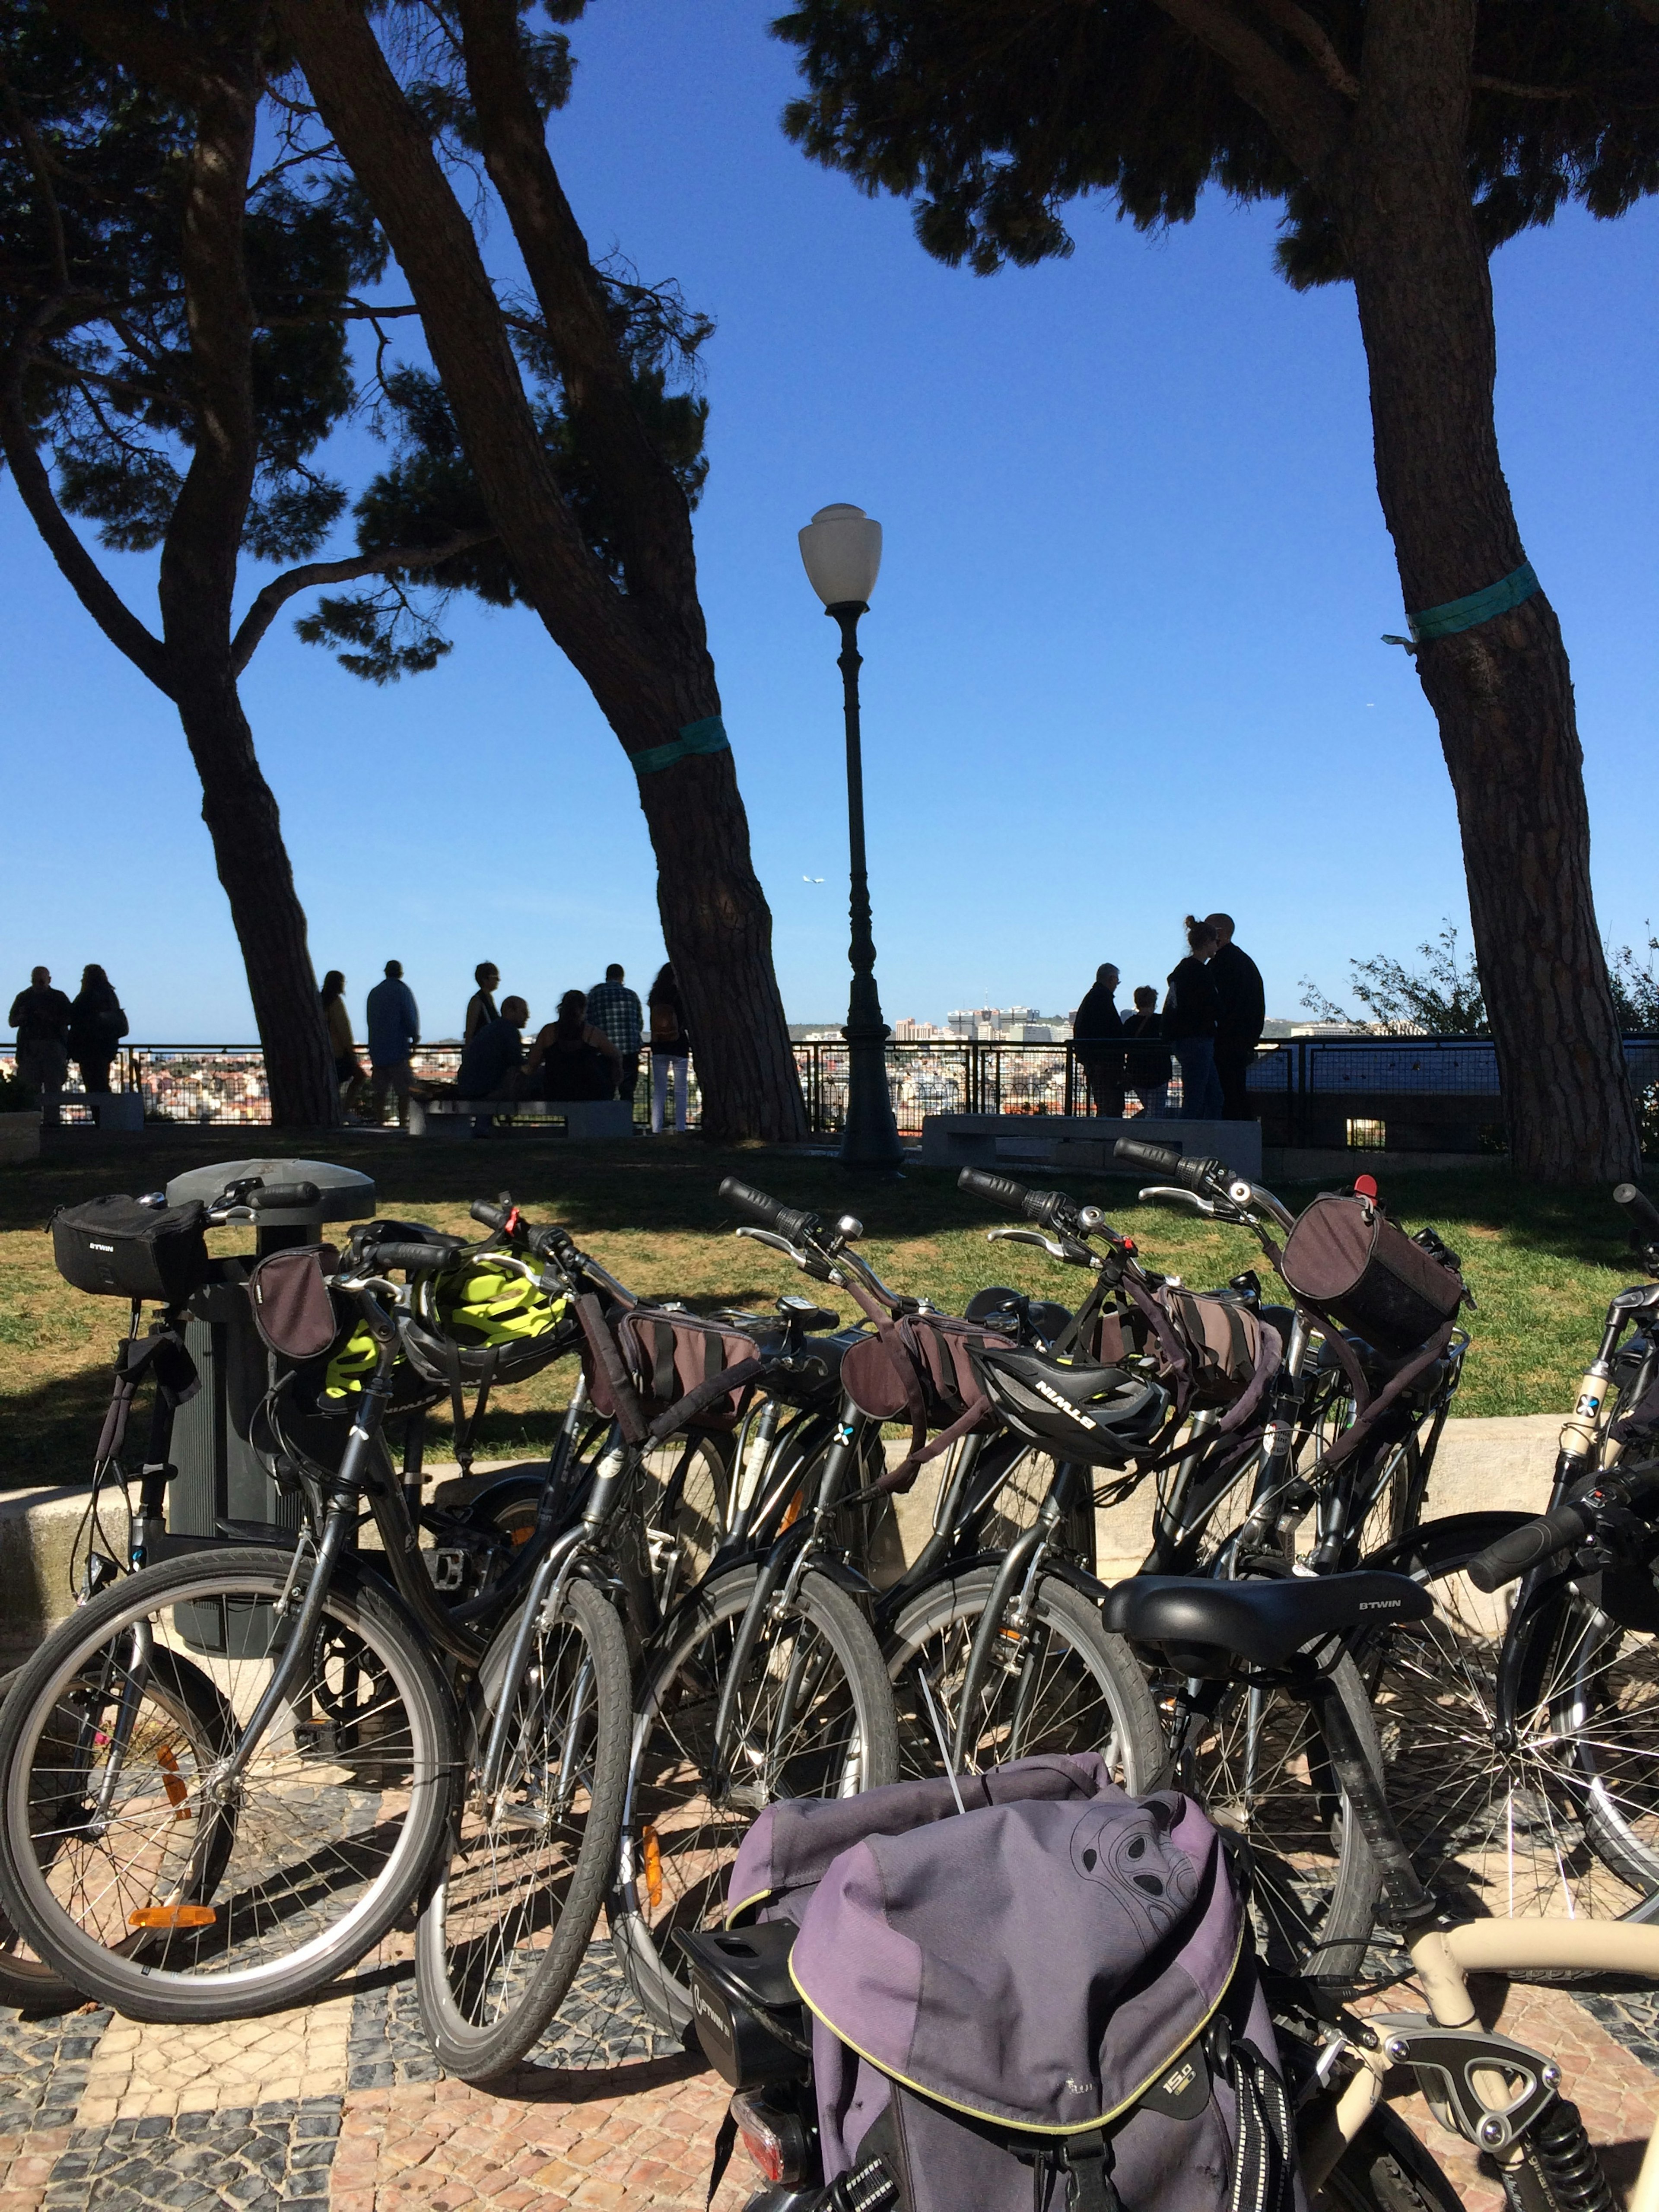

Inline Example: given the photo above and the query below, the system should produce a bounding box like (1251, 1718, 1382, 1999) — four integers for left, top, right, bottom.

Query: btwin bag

(51, 1195, 210, 1304)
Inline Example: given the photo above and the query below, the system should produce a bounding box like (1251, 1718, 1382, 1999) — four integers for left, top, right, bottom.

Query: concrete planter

(0, 1109, 41, 1164)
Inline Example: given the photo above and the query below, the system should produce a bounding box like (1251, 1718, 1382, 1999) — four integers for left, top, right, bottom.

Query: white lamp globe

(798, 503, 883, 608)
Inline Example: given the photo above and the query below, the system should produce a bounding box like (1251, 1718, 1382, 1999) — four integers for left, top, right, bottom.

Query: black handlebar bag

(51, 1196, 210, 1303)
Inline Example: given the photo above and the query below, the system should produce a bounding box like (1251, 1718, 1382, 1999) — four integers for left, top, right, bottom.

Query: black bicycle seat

(1102, 1571, 1431, 1669)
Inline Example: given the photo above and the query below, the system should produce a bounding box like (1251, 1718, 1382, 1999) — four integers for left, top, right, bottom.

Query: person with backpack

(1164, 918, 1224, 1120)
(524, 990, 620, 1101)
(648, 962, 691, 1134)
(1122, 985, 1172, 1116)
(67, 964, 128, 1095)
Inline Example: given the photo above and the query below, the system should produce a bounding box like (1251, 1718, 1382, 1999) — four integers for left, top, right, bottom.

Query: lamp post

(798, 502, 905, 1168)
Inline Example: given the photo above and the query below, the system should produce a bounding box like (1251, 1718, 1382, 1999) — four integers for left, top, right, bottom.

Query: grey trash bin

(165, 1158, 376, 1556)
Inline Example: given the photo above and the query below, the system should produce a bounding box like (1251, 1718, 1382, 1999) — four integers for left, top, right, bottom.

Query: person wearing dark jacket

(456, 996, 529, 1136)
(1122, 987, 1172, 1116)
(1205, 912, 1267, 1122)
(1072, 963, 1126, 1117)
(1163, 919, 1224, 1120)
(8, 966, 72, 1112)
(67, 965, 128, 1094)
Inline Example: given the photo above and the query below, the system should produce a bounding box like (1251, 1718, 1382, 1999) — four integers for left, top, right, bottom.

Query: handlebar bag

(617, 1307, 767, 1432)
(51, 1195, 210, 1303)
(722, 1755, 1298, 2212)
(1279, 1193, 1463, 1358)
(247, 1246, 342, 1361)
(839, 1313, 1010, 1489)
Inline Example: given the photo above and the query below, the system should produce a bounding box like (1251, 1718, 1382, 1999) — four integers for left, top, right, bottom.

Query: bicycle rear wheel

(0, 1549, 452, 2019)
(614, 1565, 897, 2029)
(415, 1576, 631, 2079)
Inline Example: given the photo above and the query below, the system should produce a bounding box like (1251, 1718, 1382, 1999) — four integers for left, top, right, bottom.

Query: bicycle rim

(615, 1567, 896, 2028)
(0, 1550, 450, 2017)
(416, 1577, 630, 2078)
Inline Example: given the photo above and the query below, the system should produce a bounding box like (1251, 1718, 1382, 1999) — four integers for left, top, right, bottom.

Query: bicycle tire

(884, 1567, 1167, 1791)
(0, 1548, 453, 2020)
(1319, 2104, 1466, 2212)
(415, 1576, 632, 2079)
(614, 1565, 898, 2030)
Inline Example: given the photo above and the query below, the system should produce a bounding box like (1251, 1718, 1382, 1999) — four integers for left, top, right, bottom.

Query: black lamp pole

(828, 600, 904, 1168)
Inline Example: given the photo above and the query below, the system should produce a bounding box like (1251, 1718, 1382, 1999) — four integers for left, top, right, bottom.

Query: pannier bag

(51, 1195, 210, 1304)
(1279, 1192, 1463, 1359)
(710, 1755, 1300, 2212)
(839, 1311, 1012, 1489)
(591, 1306, 768, 1435)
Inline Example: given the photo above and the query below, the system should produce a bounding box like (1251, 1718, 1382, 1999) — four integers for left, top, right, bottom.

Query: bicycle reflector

(730, 2089, 810, 2185)
(642, 1821, 663, 1910)
(128, 1905, 216, 1929)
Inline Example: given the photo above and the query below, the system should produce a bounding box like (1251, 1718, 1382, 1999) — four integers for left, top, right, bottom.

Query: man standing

(365, 959, 420, 1126)
(8, 966, 72, 1118)
(585, 963, 644, 1110)
(1205, 913, 1266, 1122)
(1072, 963, 1125, 1117)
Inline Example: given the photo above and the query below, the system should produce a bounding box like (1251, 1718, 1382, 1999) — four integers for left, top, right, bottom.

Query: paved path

(3, 1929, 1658, 2212)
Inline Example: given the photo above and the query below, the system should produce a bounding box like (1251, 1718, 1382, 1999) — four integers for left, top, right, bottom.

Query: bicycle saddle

(1102, 1570, 1431, 1669)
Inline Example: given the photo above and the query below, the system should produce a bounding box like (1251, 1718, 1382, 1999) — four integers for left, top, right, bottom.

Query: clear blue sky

(4, 3, 1656, 1042)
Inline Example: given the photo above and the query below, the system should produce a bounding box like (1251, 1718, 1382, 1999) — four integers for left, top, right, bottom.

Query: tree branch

(1469, 72, 1586, 97)
(1147, 0, 1351, 173)
(1247, 0, 1360, 100)
(229, 527, 496, 674)
(42, 0, 210, 102)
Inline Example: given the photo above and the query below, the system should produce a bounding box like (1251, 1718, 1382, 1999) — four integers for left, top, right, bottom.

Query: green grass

(0, 1128, 1640, 1488)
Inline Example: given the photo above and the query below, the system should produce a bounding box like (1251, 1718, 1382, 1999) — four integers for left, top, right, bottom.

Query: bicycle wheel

(1368, 1511, 1659, 1922)
(614, 1565, 898, 2029)
(0, 1548, 452, 2020)
(1318, 2106, 1465, 2212)
(415, 1576, 631, 2079)
(0, 1662, 102, 2013)
(1178, 1651, 1383, 1986)
(884, 1567, 1166, 1790)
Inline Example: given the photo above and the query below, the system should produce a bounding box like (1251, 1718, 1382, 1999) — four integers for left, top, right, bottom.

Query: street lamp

(798, 502, 904, 1168)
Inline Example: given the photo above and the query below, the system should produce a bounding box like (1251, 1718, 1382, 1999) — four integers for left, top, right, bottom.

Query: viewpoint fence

(6, 1034, 1658, 1150)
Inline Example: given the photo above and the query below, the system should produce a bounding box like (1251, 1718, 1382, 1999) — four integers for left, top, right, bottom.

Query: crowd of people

(320, 959, 694, 1134)
(6, 965, 128, 1109)
(1072, 912, 1266, 1122)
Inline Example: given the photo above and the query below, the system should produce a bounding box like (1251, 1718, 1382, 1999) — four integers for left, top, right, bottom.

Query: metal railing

(6, 1033, 1656, 1148)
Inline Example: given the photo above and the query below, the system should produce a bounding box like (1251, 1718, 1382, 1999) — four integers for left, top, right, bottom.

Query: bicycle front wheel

(0, 1549, 453, 2020)
(415, 1576, 631, 2079)
(614, 1565, 898, 2029)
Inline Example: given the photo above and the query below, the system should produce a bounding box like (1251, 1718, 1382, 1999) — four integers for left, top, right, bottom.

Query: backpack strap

(1058, 2130, 1124, 2212)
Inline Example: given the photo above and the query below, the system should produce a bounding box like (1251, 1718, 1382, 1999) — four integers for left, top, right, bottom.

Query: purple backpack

(699, 1755, 1301, 2212)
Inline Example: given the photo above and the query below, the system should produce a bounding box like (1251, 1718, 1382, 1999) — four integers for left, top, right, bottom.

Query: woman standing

(647, 963, 692, 1134)
(320, 971, 362, 1112)
(67, 965, 128, 1095)
(1163, 919, 1224, 1120)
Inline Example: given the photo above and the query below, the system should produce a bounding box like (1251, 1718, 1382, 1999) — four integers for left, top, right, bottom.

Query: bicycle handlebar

(1466, 1504, 1593, 1592)
(718, 1177, 823, 1246)
(1112, 1137, 1182, 1177)
(956, 1168, 1078, 1235)
(1615, 1182, 1659, 1240)
(367, 1242, 460, 1274)
(251, 1181, 319, 1210)
(470, 1195, 513, 1231)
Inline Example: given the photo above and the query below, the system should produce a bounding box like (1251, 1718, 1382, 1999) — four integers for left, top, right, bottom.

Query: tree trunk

(1332, 0, 1637, 1181)
(281, 0, 806, 1143)
(172, 672, 339, 1128)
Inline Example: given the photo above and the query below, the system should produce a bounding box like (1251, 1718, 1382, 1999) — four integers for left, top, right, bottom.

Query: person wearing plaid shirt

(585, 964, 644, 1107)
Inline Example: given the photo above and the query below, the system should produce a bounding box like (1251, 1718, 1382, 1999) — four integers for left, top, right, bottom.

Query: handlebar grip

(470, 1196, 513, 1232)
(957, 1169, 1030, 1211)
(1467, 1504, 1591, 1592)
(526, 1222, 576, 1263)
(1176, 1154, 1232, 1196)
(718, 1177, 820, 1245)
(1615, 1183, 1659, 1239)
(369, 1241, 462, 1274)
(1113, 1137, 1182, 1175)
(251, 1182, 320, 1210)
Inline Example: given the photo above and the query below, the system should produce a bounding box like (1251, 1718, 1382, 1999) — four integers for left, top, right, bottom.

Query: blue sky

(4, 2, 1656, 1042)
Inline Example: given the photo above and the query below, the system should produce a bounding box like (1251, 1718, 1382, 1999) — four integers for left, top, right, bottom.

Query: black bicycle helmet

(969, 1344, 1169, 1466)
(400, 1253, 584, 1390)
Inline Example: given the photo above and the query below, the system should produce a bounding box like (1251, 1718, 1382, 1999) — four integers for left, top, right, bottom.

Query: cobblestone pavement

(2, 1941, 1657, 2212)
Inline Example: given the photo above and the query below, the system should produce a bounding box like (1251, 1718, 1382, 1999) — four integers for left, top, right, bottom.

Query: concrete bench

(921, 1113, 1262, 1182)
(409, 1095, 634, 1140)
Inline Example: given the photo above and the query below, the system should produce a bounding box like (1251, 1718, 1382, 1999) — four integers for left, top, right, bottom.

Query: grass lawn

(0, 1127, 1642, 1490)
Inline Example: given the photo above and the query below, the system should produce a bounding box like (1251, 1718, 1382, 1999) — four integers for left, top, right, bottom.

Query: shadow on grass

(3, 1356, 114, 1491)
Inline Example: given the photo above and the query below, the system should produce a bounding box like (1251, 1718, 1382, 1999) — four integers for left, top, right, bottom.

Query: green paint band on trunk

(630, 716, 730, 775)
(1408, 561, 1540, 642)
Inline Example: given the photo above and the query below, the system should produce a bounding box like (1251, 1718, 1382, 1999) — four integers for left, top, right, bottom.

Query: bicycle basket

(967, 1344, 1170, 1467)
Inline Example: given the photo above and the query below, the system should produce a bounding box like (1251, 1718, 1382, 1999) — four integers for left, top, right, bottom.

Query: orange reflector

(779, 1490, 804, 1531)
(128, 1904, 216, 1929)
(642, 1823, 663, 1910)
(510, 1526, 534, 1546)
(156, 1745, 191, 1816)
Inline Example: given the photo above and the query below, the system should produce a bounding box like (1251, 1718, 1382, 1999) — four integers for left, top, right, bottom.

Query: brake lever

(1138, 1185, 1215, 1216)
(988, 1225, 1093, 1263)
(734, 1223, 837, 1285)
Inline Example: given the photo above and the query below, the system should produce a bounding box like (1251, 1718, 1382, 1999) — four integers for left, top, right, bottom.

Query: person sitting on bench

(524, 991, 620, 1102)
(455, 996, 530, 1133)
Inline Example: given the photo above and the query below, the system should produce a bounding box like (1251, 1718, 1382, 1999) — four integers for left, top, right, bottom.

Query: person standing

(1164, 919, 1224, 1120)
(585, 963, 644, 1109)
(365, 959, 420, 1125)
(464, 963, 499, 1045)
(1071, 963, 1126, 1116)
(320, 971, 362, 1113)
(647, 963, 692, 1135)
(524, 991, 620, 1100)
(1122, 986, 1172, 1117)
(67, 965, 128, 1095)
(8, 966, 72, 1116)
(1205, 912, 1267, 1122)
